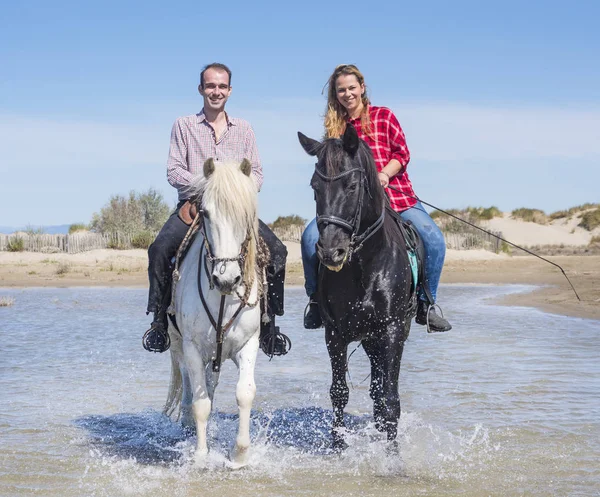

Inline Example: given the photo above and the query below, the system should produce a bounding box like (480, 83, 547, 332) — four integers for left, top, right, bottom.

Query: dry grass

(56, 262, 71, 275)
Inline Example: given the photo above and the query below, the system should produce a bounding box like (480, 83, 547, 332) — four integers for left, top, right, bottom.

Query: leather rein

(314, 165, 385, 262)
(196, 213, 259, 372)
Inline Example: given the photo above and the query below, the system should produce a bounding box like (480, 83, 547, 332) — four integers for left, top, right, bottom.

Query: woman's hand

(378, 171, 390, 188)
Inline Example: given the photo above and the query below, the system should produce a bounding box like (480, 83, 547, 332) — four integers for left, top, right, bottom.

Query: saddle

(385, 205, 435, 309)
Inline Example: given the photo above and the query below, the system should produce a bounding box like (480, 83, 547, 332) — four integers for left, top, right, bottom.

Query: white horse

(164, 158, 262, 467)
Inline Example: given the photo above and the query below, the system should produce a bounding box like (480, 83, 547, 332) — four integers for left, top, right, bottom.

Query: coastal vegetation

(89, 188, 170, 249)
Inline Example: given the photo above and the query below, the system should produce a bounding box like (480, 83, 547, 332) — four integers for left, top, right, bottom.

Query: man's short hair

(200, 63, 232, 88)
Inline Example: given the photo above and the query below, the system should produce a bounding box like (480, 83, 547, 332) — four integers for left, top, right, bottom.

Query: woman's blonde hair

(324, 64, 371, 139)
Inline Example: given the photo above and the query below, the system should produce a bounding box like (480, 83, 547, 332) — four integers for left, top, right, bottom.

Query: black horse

(298, 124, 415, 450)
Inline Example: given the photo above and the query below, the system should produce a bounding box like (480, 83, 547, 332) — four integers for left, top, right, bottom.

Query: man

(143, 62, 288, 356)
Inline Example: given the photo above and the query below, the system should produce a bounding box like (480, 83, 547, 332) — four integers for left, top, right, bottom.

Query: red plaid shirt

(348, 106, 416, 212)
(167, 109, 263, 200)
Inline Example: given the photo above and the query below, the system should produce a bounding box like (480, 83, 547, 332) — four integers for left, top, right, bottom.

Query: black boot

(259, 315, 291, 357)
(142, 311, 171, 352)
(303, 294, 323, 329)
(415, 301, 452, 333)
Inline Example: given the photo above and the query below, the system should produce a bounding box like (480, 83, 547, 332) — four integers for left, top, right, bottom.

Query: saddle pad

(407, 250, 418, 293)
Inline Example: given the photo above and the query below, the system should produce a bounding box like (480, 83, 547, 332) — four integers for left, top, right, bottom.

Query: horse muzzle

(210, 261, 243, 294)
(316, 242, 348, 272)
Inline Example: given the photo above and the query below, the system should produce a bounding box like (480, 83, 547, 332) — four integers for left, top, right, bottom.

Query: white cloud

(388, 101, 600, 161)
(1, 100, 598, 225)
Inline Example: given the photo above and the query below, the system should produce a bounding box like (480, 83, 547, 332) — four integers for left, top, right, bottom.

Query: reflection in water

(0, 285, 599, 496)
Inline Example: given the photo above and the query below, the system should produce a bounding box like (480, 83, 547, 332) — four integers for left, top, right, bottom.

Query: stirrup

(303, 299, 323, 329)
(142, 322, 171, 353)
(260, 318, 291, 358)
(423, 303, 452, 334)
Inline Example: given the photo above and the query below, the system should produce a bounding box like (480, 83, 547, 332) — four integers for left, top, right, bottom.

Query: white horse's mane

(186, 160, 257, 231)
(186, 160, 259, 278)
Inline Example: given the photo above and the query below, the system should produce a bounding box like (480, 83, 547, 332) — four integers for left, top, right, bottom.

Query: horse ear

(204, 158, 215, 177)
(240, 158, 252, 177)
(342, 124, 359, 156)
(298, 132, 321, 156)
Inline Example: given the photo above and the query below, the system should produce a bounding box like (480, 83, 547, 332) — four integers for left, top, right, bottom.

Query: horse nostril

(212, 275, 219, 287)
(334, 248, 346, 260)
(234, 275, 241, 286)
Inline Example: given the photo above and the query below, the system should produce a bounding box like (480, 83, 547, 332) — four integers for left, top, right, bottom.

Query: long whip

(387, 186, 582, 301)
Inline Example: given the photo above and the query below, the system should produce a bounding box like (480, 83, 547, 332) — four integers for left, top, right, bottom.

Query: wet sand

(0, 248, 598, 321)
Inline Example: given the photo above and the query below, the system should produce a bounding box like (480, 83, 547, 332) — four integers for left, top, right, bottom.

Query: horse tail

(163, 349, 183, 419)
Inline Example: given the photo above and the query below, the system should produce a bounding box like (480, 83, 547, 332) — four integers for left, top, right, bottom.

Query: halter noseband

(314, 164, 385, 262)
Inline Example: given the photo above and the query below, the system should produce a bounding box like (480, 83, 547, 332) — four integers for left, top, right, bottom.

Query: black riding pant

(147, 202, 287, 317)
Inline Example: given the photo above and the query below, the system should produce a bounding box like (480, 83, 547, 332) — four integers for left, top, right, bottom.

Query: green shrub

(579, 209, 600, 231)
(90, 188, 170, 235)
(68, 223, 88, 234)
(269, 215, 307, 230)
(464, 206, 501, 221)
(511, 208, 547, 224)
(107, 239, 129, 250)
(131, 230, 156, 249)
(6, 236, 25, 252)
(25, 225, 45, 235)
(589, 236, 600, 246)
(549, 203, 600, 220)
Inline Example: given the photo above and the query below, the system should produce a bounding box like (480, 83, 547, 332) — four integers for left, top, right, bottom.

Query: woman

(301, 64, 452, 332)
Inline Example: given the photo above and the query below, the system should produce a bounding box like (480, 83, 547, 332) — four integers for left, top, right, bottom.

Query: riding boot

(415, 300, 452, 333)
(259, 313, 291, 357)
(142, 309, 171, 352)
(303, 293, 323, 329)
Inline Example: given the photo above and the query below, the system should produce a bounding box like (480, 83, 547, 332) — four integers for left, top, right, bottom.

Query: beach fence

(271, 225, 304, 243)
(0, 232, 148, 254)
(0, 224, 503, 254)
(443, 227, 503, 253)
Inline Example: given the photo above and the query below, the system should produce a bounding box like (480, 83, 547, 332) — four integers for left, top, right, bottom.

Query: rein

(387, 185, 582, 301)
(198, 242, 248, 372)
(196, 214, 261, 372)
(315, 165, 385, 261)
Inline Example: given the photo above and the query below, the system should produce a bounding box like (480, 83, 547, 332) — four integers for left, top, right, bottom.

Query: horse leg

(179, 365, 195, 430)
(362, 339, 386, 433)
(182, 340, 211, 464)
(230, 333, 259, 467)
(326, 331, 349, 452)
(204, 363, 220, 403)
(381, 331, 405, 445)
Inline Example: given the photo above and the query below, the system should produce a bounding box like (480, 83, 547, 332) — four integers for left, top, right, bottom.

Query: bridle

(196, 210, 258, 373)
(199, 213, 251, 291)
(314, 164, 385, 262)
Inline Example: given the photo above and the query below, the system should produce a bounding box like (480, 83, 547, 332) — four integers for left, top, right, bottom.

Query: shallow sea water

(0, 285, 599, 497)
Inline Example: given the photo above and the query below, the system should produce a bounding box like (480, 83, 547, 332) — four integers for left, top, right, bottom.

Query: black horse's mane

(320, 137, 386, 210)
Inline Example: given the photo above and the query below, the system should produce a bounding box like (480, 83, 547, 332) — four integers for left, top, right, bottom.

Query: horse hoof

(193, 448, 209, 467)
(331, 434, 348, 453)
(386, 439, 399, 456)
(229, 445, 250, 468)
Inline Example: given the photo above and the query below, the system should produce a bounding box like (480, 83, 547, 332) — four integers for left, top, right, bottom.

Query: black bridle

(314, 165, 385, 262)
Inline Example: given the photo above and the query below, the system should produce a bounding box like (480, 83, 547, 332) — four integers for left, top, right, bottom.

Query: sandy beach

(1, 242, 598, 321)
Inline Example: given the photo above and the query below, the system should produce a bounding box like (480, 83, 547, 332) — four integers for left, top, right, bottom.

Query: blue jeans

(300, 201, 446, 302)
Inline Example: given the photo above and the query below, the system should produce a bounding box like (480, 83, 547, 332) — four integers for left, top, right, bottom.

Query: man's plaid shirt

(348, 105, 416, 212)
(167, 109, 263, 200)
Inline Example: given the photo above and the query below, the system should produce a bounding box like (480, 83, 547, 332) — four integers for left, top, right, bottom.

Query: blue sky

(1, 0, 599, 227)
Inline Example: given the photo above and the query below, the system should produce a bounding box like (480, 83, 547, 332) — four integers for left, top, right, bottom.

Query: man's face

(199, 68, 232, 113)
